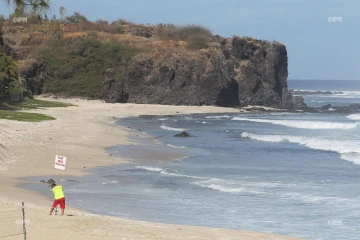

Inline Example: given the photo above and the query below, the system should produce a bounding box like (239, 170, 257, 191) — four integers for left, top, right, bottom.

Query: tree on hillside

(65, 12, 87, 23)
(1, 0, 50, 16)
(0, 21, 4, 46)
(0, 51, 22, 100)
(59, 6, 66, 21)
(0, 0, 50, 101)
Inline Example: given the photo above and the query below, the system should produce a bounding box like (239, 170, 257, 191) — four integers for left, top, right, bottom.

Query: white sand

(0, 97, 302, 240)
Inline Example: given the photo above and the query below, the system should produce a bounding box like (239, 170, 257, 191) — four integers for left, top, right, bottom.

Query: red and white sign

(54, 155, 67, 171)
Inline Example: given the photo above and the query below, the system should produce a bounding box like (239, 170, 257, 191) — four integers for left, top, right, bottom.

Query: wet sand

(0, 97, 302, 240)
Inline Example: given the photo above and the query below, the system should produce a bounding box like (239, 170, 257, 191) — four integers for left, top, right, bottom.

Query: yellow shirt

(52, 185, 65, 200)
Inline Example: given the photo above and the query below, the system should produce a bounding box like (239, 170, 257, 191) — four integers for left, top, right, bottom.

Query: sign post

(54, 155, 67, 171)
(54, 155, 67, 215)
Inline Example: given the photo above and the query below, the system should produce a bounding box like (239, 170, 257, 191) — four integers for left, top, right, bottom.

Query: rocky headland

(103, 37, 294, 108)
(2, 22, 298, 109)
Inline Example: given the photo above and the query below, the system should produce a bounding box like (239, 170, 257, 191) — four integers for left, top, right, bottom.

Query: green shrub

(65, 12, 88, 23)
(95, 19, 109, 25)
(112, 19, 133, 26)
(41, 33, 143, 98)
(156, 24, 212, 50)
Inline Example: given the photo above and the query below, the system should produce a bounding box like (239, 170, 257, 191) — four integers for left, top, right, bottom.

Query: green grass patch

(0, 110, 56, 122)
(10, 98, 75, 109)
(0, 99, 74, 122)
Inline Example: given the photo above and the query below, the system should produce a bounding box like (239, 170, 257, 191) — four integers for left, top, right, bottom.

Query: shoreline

(0, 97, 302, 240)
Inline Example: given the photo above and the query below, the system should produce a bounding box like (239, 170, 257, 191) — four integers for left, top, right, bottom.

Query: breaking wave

(347, 114, 360, 121)
(160, 125, 187, 132)
(135, 166, 204, 179)
(232, 117, 359, 130)
(205, 115, 231, 119)
(191, 178, 264, 194)
(241, 132, 360, 165)
(166, 144, 186, 149)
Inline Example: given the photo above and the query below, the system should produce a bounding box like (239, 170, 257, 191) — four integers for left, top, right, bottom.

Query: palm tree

(0, 21, 4, 47)
(1, 1, 50, 101)
(0, 51, 20, 100)
(59, 6, 66, 21)
(1, 0, 51, 15)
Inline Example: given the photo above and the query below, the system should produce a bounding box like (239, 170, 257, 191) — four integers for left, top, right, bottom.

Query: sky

(1, 0, 359, 80)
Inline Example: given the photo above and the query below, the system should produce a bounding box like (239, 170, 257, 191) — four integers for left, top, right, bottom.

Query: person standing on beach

(49, 183, 65, 216)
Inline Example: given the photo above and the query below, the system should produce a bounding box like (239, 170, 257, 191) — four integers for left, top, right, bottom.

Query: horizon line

(288, 79, 360, 81)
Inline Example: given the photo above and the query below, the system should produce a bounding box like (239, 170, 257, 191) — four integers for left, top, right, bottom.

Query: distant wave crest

(232, 117, 359, 130)
(205, 115, 231, 119)
(292, 89, 360, 99)
(166, 144, 186, 149)
(347, 114, 360, 121)
(241, 132, 360, 165)
(135, 166, 204, 179)
(160, 125, 187, 132)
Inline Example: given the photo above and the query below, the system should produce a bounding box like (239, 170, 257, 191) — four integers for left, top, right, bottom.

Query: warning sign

(54, 155, 67, 171)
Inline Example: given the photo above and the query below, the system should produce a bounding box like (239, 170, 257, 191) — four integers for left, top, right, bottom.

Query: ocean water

(25, 80, 360, 240)
(288, 79, 360, 107)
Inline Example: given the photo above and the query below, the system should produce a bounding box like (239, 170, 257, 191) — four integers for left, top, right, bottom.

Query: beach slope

(0, 97, 302, 240)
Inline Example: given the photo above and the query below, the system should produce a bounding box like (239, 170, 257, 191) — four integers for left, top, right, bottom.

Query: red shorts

(52, 197, 65, 209)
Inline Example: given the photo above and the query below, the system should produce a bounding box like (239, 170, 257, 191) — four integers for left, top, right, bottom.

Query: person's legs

(59, 198, 65, 216)
(49, 207, 55, 215)
(50, 199, 59, 215)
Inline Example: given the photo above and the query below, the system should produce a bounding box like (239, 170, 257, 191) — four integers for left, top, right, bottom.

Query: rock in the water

(348, 104, 360, 110)
(320, 104, 332, 110)
(174, 131, 193, 137)
(293, 96, 307, 110)
(40, 180, 46, 183)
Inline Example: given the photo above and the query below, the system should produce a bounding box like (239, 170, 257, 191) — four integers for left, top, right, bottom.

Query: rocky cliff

(104, 37, 294, 108)
(2, 22, 296, 108)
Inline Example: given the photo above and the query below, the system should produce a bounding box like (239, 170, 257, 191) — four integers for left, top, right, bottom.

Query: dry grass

(17, 59, 38, 72)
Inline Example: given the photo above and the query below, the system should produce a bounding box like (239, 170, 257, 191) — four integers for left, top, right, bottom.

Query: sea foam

(136, 166, 204, 179)
(347, 114, 360, 121)
(160, 125, 187, 132)
(241, 132, 360, 165)
(192, 178, 265, 194)
(232, 117, 359, 130)
(205, 115, 231, 119)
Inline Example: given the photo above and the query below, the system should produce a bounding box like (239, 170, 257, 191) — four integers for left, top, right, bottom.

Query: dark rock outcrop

(104, 37, 295, 108)
(304, 103, 360, 114)
(21, 62, 47, 95)
(230, 38, 292, 108)
(174, 131, 193, 137)
(1, 44, 18, 60)
(103, 68, 118, 103)
(293, 96, 307, 110)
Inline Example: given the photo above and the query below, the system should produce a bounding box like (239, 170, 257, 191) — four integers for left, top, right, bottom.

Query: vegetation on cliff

(2, 16, 215, 98)
(0, 0, 50, 101)
(41, 33, 144, 98)
(0, 0, 295, 108)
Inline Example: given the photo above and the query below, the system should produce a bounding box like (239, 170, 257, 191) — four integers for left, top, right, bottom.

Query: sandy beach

(0, 97, 302, 240)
